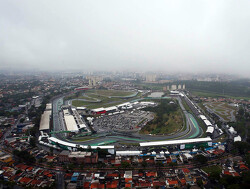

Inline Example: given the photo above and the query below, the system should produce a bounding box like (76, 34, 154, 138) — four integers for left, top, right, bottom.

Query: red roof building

(19, 177, 33, 185)
(182, 168, 190, 174)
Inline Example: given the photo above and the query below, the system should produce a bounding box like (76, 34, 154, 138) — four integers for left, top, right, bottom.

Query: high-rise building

(146, 74, 156, 82)
(171, 85, 177, 90)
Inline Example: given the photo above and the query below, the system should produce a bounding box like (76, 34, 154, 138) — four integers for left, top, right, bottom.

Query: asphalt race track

(51, 95, 203, 146)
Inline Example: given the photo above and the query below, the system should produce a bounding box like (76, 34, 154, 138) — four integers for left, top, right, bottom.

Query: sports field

(70, 89, 140, 109)
(91, 89, 136, 97)
(203, 101, 237, 122)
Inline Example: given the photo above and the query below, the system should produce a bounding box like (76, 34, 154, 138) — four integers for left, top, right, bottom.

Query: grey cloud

(0, 0, 250, 77)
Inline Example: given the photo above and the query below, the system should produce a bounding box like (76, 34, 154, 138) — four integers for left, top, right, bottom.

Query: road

(3, 114, 25, 141)
(56, 171, 65, 189)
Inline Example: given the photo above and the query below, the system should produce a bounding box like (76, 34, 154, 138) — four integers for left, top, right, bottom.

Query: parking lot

(92, 110, 154, 133)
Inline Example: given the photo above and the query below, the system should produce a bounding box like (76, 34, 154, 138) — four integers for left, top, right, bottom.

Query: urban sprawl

(0, 72, 249, 189)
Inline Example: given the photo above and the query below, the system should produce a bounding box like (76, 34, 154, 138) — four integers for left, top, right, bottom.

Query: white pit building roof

(199, 115, 207, 120)
(234, 135, 242, 142)
(64, 115, 78, 132)
(46, 103, 52, 110)
(206, 126, 214, 134)
(204, 120, 212, 127)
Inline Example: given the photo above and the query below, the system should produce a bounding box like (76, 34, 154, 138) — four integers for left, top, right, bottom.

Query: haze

(0, 0, 250, 77)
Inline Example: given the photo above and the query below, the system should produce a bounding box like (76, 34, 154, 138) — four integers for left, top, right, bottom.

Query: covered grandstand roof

(105, 106, 118, 112)
(116, 151, 142, 156)
(39, 111, 51, 131)
(140, 137, 212, 147)
(140, 101, 155, 105)
(92, 107, 105, 112)
(48, 137, 114, 149)
(117, 102, 131, 107)
(76, 107, 87, 110)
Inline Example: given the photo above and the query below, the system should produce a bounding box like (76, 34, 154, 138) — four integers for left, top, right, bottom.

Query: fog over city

(0, 0, 250, 77)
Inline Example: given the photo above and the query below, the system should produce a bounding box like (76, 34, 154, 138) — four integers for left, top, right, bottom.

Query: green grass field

(202, 165, 222, 175)
(70, 89, 141, 108)
(140, 101, 184, 135)
(91, 89, 135, 97)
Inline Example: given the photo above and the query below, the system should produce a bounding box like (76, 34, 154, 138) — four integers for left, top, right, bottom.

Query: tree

(97, 148, 109, 158)
(121, 161, 130, 168)
(156, 162, 164, 167)
(209, 170, 221, 182)
(29, 137, 36, 147)
(233, 141, 250, 155)
(238, 108, 244, 117)
(219, 175, 239, 188)
(13, 150, 35, 164)
(194, 154, 207, 164)
(50, 147, 54, 155)
(20, 118, 25, 123)
(141, 161, 147, 168)
(168, 162, 177, 167)
(197, 179, 203, 187)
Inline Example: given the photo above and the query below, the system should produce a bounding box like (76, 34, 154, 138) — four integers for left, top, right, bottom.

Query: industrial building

(39, 106, 51, 133)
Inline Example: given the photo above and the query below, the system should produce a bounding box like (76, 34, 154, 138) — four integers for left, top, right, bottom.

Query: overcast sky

(0, 0, 250, 76)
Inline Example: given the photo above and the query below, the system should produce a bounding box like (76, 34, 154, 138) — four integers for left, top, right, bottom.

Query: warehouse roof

(140, 137, 212, 147)
(39, 111, 51, 131)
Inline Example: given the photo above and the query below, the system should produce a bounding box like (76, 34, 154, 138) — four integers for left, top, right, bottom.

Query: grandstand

(140, 137, 212, 147)
(48, 137, 114, 151)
